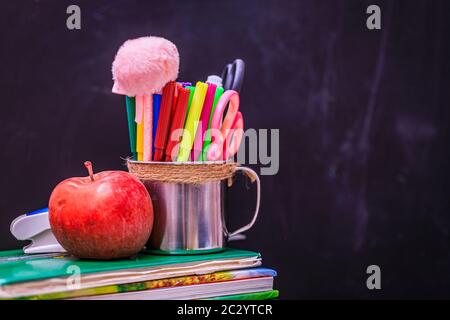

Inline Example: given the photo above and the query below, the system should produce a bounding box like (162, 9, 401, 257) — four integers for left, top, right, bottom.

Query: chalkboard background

(0, 0, 449, 299)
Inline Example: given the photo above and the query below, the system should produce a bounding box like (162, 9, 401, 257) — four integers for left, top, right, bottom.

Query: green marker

(125, 96, 137, 160)
(185, 85, 196, 122)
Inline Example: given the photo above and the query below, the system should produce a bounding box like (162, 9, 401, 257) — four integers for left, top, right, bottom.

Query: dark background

(1, 0, 450, 299)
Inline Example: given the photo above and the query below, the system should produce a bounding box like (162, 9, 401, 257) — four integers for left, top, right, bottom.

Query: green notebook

(0, 248, 261, 299)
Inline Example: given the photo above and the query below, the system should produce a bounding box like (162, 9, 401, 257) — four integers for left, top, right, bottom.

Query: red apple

(49, 161, 153, 260)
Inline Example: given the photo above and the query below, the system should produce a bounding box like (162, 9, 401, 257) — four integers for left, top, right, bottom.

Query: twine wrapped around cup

(127, 160, 257, 186)
(126, 159, 260, 254)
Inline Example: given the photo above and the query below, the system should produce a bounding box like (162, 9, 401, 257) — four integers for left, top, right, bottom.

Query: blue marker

(152, 94, 162, 157)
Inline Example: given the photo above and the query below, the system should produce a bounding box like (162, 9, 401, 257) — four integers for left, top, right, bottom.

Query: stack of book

(0, 248, 278, 300)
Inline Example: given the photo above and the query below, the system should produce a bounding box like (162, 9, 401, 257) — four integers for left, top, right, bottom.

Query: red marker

(153, 81, 176, 161)
(165, 87, 190, 161)
(173, 83, 182, 113)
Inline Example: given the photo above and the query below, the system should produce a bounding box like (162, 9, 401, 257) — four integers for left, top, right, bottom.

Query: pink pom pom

(112, 36, 179, 96)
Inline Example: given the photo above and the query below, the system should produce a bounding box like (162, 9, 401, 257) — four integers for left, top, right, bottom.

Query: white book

(72, 277, 274, 300)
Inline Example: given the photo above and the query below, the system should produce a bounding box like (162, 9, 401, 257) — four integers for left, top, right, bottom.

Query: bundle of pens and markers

(124, 66, 244, 163)
(111, 37, 245, 163)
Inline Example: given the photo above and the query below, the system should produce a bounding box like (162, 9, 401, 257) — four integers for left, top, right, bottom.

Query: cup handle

(226, 166, 261, 240)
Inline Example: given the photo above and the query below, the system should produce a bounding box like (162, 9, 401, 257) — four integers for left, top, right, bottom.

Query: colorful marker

(177, 82, 208, 162)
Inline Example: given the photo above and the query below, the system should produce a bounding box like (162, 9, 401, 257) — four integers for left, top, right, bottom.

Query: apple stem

(84, 161, 95, 182)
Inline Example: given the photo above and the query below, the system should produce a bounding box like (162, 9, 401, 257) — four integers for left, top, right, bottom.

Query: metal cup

(133, 164, 260, 254)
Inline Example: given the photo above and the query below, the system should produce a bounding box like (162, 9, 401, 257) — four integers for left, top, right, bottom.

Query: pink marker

(190, 83, 217, 161)
(143, 94, 153, 161)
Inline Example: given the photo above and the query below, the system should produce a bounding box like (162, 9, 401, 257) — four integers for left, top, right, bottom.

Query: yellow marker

(177, 82, 208, 162)
(136, 96, 144, 161)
